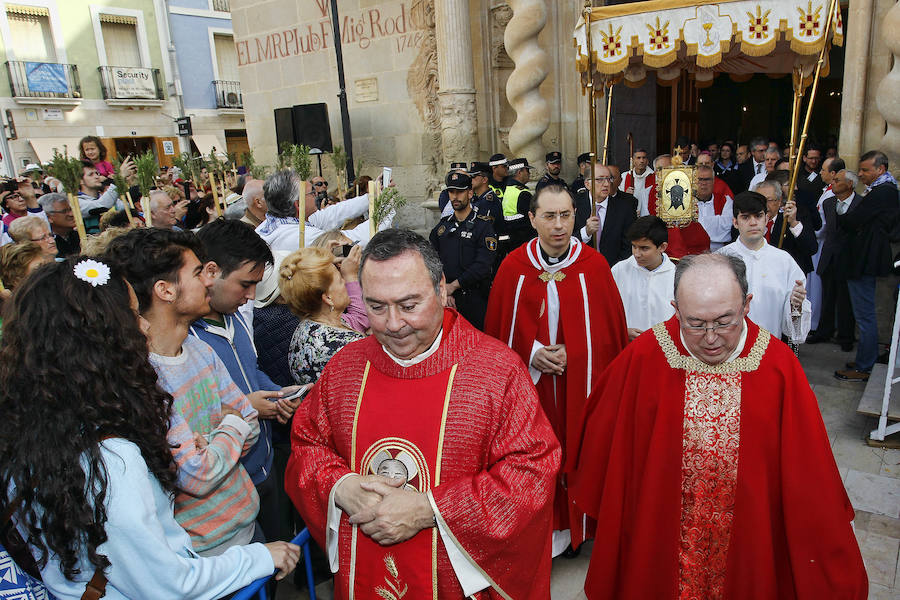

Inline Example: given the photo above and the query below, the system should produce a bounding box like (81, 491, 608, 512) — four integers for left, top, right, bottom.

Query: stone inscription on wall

(236, 3, 424, 66)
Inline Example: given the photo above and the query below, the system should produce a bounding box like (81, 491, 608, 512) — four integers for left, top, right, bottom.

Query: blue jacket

(189, 312, 279, 485)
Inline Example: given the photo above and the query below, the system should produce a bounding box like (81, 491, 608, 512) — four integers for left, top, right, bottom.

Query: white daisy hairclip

(73, 259, 111, 287)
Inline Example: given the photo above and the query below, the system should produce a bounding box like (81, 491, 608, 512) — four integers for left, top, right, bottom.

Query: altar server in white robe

(611, 216, 676, 341)
(717, 191, 811, 343)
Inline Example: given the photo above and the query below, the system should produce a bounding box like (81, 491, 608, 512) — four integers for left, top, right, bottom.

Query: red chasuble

(569, 317, 867, 599)
(484, 238, 627, 547)
(285, 310, 560, 599)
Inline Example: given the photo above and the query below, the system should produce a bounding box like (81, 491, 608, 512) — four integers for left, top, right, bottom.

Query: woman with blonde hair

(281, 245, 366, 385)
(8, 216, 57, 259)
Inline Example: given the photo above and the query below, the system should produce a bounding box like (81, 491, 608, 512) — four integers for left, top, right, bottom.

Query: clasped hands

(335, 474, 435, 546)
(531, 343, 567, 375)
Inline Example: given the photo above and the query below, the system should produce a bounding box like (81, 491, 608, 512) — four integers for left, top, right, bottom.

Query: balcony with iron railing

(98, 65, 165, 105)
(212, 0, 230, 11)
(214, 80, 243, 110)
(6, 61, 82, 105)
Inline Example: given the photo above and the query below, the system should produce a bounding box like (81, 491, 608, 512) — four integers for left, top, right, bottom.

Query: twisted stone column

(876, 1, 900, 173)
(434, 0, 479, 163)
(505, 0, 549, 169)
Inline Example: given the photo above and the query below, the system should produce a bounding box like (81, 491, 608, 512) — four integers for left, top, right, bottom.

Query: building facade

(0, 0, 183, 174)
(229, 0, 898, 231)
(168, 0, 249, 162)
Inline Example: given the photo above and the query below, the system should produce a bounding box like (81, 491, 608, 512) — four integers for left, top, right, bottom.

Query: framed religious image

(655, 166, 699, 228)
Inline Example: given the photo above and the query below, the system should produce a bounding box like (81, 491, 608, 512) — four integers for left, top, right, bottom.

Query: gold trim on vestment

(651, 322, 769, 373)
(431, 506, 514, 600)
(433, 363, 457, 599)
(350, 361, 371, 471)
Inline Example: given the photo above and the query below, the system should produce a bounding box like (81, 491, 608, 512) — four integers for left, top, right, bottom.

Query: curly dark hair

(78, 135, 107, 163)
(0, 257, 176, 580)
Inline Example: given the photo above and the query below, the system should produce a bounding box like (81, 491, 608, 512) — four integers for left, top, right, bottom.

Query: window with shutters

(99, 16, 140, 67)
(213, 34, 238, 81)
(6, 6, 55, 62)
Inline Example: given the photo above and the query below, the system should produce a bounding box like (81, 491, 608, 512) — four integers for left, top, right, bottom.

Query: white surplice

(611, 254, 676, 332)
(717, 239, 811, 342)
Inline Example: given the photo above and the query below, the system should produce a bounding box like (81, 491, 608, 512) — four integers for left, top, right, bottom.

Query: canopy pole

(585, 3, 598, 218)
(778, 0, 838, 249)
(787, 69, 804, 171)
(602, 82, 614, 165)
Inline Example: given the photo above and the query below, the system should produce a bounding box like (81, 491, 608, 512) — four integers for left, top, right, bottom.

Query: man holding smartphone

(190, 219, 307, 546)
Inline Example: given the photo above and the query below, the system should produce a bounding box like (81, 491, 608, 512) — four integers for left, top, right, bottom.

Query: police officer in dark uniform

(437, 161, 470, 216)
(535, 151, 569, 192)
(571, 152, 591, 194)
(469, 162, 502, 226)
(488, 153, 509, 198)
(499, 158, 536, 255)
(429, 171, 497, 330)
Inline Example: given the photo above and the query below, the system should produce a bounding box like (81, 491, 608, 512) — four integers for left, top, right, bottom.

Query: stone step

(857, 364, 900, 421)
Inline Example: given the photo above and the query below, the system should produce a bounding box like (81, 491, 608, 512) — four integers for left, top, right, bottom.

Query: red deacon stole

(345, 360, 458, 600)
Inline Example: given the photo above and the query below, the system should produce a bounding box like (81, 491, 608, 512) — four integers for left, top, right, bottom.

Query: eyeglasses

(697, 177, 714, 182)
(681, 320, 741, 336)
(592, 176, 614, 183)
(313, 181, 328, 187)
(30, 232, 53, 242)
(537, 210, 574, 222)
(47, 207, 73, 215)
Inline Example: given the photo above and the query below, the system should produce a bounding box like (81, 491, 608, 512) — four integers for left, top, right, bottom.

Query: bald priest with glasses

(568, 252, 866, 599)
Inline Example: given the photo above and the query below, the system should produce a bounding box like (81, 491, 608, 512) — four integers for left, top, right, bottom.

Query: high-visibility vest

(502, 185, 526, 217)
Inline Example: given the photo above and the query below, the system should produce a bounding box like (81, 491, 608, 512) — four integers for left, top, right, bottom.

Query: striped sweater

(150, 335, 261, 553)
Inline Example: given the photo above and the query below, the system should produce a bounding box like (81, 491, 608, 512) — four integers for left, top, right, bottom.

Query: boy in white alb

(611, 216, 676, 341)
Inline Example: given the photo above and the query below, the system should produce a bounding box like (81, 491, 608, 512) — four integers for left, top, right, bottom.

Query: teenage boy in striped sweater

(105, 227, 262, 555)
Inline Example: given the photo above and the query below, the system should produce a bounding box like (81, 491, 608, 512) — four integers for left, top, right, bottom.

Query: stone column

(876, 1, 900, 174)
(838, 0, 873, 169)
(434, 0, 479, 164)
(505, 0, 549, 169)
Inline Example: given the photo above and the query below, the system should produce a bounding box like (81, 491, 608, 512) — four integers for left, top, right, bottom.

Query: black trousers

(817, 265, 856, 343)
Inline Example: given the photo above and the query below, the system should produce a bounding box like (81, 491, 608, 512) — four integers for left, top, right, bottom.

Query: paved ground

(279, 340, 900, 600)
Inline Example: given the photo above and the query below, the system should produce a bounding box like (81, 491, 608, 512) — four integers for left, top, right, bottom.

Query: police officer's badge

(437, 225, 446, 236)
(485, 236, 498, 251)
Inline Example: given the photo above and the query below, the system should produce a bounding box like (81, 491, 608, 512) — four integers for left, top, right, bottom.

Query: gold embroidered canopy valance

(574, 0, 843, 88)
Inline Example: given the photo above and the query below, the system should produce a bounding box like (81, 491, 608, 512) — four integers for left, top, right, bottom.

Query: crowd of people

(0, 129, 893, 600)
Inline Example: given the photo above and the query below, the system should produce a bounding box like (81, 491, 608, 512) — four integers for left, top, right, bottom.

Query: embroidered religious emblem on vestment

(375, 554, 408, 599)
(539, 271, 566, 282)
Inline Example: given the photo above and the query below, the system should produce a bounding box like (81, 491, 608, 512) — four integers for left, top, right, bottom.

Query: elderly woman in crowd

(8, 215, 57, 259)
(281, 244, 367, 386)
(0, 241, 49, 294)
(0, 258, 299, 599)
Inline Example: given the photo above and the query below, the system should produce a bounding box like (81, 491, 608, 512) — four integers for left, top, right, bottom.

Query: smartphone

(280, 386, 311, 402)
(382, 166, 392, 187)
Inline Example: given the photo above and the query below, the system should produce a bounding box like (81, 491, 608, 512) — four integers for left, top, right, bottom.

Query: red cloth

(569, 317, 868, 599)
(648, 181, 711, 259)
(766, 219, 775, 242)
(484, 239, 627, 546)
(622, 170, 655, 196)
(285, 309, 560, 599)
(713, 177, 734, 214)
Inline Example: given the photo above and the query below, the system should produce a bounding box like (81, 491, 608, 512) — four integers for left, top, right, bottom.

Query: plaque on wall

(355, 78, 378, 103)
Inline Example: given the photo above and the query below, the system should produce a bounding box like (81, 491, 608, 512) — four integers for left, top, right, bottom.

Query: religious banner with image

(110, 67, 156, 99)
(25, 62, 68, 94)
(656, 162, 698, 228)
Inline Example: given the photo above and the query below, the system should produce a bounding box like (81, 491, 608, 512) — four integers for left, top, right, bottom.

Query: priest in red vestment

(484, 184, 628, 555)
(286, 229, 560, 600)
(569, 252, 867, 599)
